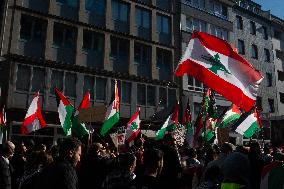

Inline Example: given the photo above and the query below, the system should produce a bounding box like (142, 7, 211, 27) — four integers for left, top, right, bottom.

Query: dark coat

(0, 157, 13, 189)
(40, 159, 78, 189)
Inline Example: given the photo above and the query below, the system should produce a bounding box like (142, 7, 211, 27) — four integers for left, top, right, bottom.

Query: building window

(237, 39, 245, 55)
(137, 84, 146, 106)
(134, 43, 151, 65)
(263, 26, 268, 40)
(276, 49, 284, 60)
(209, 0, 227, 19)
(268, 98, 275, 113)
(96, 77, 106, 101)
(16, 65, 31, 91)
(156, 0, 171, 11)
(50, 70, 63, 94)
(31, 68, 45, 92)
(156, 14, 171, 44)
(83, 30, 104, 52)
(147, 85, 156, 106)
(159, 87, 167, 107)
(112, 0, 129, 22)
(156, 48, 172, 81)
(274, 30, 282, 40)
(250, 21, 256, 35)
(110, 37, 129, 72)
(186, 17, 206, 32)
(53, 23, 77, 48)
(83, 76, 94, 100)
(56, 0, 78, 7)
(121, 81, 131, 104)
(280, 92, 284, 103)
(85, 0, 105, 15)
(211, 25, 228, 41)
(236, 16, 243, 30)
(251, 44, 258, 59)
(256, 96, 262, 111)
(264, 48, 270, 62)
(168, 88, 176, 107)
(20, 15, 46, 41)
(185, 0, 205, 10)
(64, 73, 76, 97)
(135, 7, 151, 39)
(266, 73, 272, 87)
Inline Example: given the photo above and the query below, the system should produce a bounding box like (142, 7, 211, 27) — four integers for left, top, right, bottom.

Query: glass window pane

(65, 27, 76, 48)
(121, 81, 131, 103)
(31, 68, 45, 92)
(96, 77, 107, 101)
(168, 89, 176, 107)
(64, 73, 76, 97)
(51, 70, 63, 94)
(20, 16, 32, 40)
(84, 76, 94, 99)
(34, 21, 45, 41)
(147, 85, 155, 106)
(143, 11, 150, 28)
(193, 18, 199, 31)
(135, 8, 141, 27)
(93, 33, 104, 52)
(159, 87, 167, 107)
(111, 0, 118, 20)
(16, 65, 31, 91)
(66, 0, 78, 8)
(94, 0, 105, 15)
(137, 84, 146, 105)
(120, 3, 128, 22)
(162, 17, 170, 34)
(188, 76, 194, 86)
(83, 30, 92, 50)
(53, 23, 64, 46)
(157, 15, 162, 33)
(186, 18, 192, 31)
(200, 21, 206, 32)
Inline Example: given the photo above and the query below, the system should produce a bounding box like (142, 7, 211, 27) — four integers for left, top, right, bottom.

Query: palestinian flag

(183, 101, 194, 147)
(55, 88, 74, 136)
(72, 92, 90, 138)
(219, 104, 242, 128)
(260, 161, 284, 189)
(21, 92, 46, 134)
(100, 81, 120, 137)
(125, 108, 141, 143)
(235, 108, 262, 138)
(156, 102, 179, 140)
(175, 31, 263, 112)
(204, 118, 217, 142)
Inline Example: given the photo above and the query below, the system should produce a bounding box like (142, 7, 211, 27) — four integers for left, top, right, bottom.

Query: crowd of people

(0, 134, 283, 189)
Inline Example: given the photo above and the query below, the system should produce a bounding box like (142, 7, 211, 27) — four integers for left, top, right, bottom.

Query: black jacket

(0, 157, 13, 189)
(40, 159, 78, 189)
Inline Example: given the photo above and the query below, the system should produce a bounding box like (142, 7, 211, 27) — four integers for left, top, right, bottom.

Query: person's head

(220, 142, 234, 155)
(2, 141, 15, 159)
(186, 148, 197, 159)
(118, 152, 136, 173)
(59, 137, 82, 167)
(249, 141, 261, 155)
(15, 141, 27, 155)
(27, 151, 53, 169)
(92, 142, 106, 157)
(143, 148, 164, 176)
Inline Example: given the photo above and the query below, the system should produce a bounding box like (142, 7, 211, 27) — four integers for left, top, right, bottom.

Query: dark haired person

(40, 137, 82, 189)
(0, 141, 15, 189)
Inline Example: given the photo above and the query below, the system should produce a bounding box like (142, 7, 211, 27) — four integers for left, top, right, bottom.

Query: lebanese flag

(72, 92, 90, 138)
(125, 108, 141, 143)
(218, 104, 242, 128)
(100, 80, 120, 136)
(21, 92, 46, 134)
(260, 161, 284, 189)
(235, 108, 262, 138)
(175, 31, 263, 112)
(156, 102, 179, 140)
(55, 88, 74, 136)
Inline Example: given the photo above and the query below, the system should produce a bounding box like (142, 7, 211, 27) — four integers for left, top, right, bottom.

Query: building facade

(0, 0, 181, 143)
